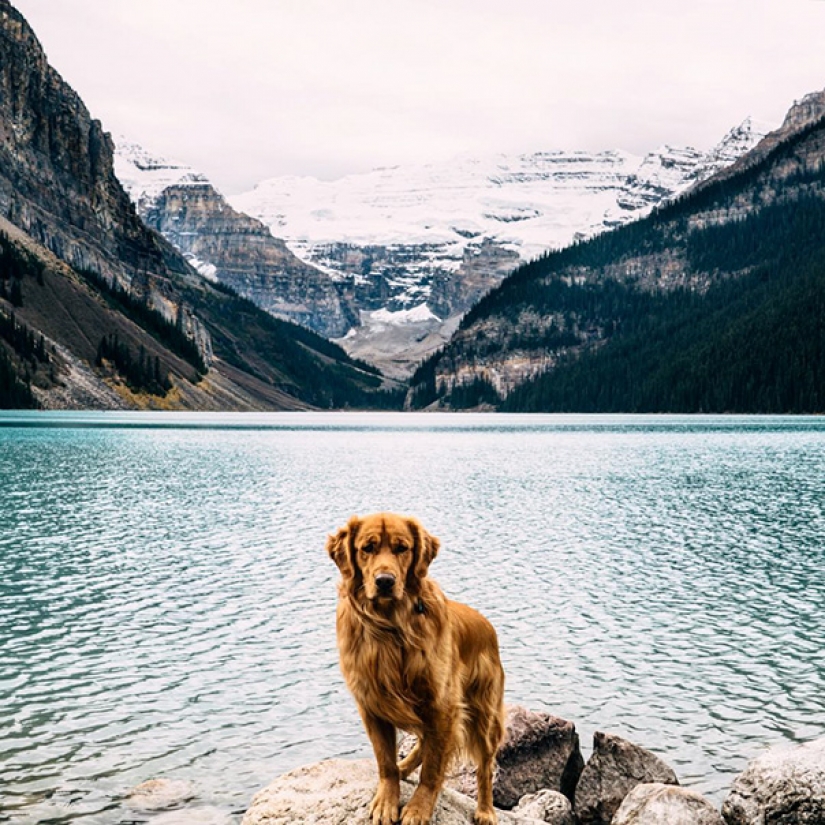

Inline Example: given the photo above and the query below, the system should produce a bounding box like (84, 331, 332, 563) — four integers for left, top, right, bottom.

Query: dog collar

(414, 598, 426, 615)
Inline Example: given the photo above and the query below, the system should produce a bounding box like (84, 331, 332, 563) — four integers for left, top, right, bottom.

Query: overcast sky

(13, 0, 825, 194)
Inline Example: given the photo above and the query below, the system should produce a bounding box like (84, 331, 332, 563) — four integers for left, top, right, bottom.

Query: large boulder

(496, 706, 584, 807)
(400, 705, 584, 810)
(573, 731, 679, 825)
(722, 737, 825, 825)
(613, 782, 723, 825)
(241, 758, 549, 824)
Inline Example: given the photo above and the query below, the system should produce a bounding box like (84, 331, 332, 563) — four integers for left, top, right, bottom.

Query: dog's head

(326, 512, 440, 603)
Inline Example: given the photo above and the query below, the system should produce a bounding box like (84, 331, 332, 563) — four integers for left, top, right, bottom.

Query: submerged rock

(123, 778, 195, 811)
(722, 737, 825, 825)
(573, 731, 679, 825)
(151, 806, 235, 825)
(612, 782, 723, 824)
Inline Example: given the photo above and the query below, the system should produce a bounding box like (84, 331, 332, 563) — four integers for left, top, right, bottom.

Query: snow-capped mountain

(227, 119, 767, 374)
(114, 119, 768, 378)
(232, 118, 767, 295)
(114, 140, 356, 338)
(114, 138, 210, 213)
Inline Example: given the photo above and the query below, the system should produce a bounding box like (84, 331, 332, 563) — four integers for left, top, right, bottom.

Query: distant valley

(117, 121, 767, 378)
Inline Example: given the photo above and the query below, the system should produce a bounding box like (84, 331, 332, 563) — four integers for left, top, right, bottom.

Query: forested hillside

(408, 101, 825, 413)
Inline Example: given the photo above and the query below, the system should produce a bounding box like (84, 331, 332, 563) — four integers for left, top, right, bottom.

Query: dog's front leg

(361, 711, 400, 825)
(401, 717, 454, 825)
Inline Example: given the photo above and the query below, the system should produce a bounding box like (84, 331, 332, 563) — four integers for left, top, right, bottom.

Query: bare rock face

(573, 731, 679, 825)
(241, 758, 547, 825)
(511, 789, 575, 825)
(399, 705, 583, 810)
(613, 783, 723, 825)
(140, 182, 357, 339)
(722, 737, 825, 825)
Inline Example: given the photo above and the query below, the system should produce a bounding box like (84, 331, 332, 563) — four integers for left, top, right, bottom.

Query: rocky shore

(131, 705, 825, 825)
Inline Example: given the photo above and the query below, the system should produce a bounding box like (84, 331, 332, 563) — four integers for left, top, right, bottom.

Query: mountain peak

(781, 88, 825, 131)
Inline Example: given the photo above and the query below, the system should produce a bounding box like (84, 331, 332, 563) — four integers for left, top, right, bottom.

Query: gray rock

(123, 778, 195, 811)
(241, 758, 551, 825)
(613, 782, 723, 825)
(151, 806, 235, 825)
(573, 731, 679, 825)
(722, 737, 825, 825)
(399, 705, 584, 810)
(512, 789, 575, 824)
(496, 706, 584, 808)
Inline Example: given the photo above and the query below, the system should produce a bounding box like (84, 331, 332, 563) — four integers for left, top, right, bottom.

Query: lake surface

(1, 412, 824, 823)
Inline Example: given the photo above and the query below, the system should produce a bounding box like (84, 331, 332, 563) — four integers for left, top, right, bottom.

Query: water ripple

(1, 415, 824, 823)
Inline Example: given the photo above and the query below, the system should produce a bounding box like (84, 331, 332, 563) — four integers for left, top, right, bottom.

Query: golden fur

(327, 512, 506, 825)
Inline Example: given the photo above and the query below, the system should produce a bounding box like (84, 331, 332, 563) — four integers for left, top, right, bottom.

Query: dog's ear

(326, 515, 361, 580)
(408, 517, 440, 580)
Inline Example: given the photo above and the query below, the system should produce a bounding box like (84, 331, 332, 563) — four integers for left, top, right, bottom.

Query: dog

(326, 512, 505, 825)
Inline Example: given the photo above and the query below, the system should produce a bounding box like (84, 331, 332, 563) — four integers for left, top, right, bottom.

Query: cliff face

(0, 1, 389, 410)
(0, 4, 187, 285)
(115, 141, 357, 338)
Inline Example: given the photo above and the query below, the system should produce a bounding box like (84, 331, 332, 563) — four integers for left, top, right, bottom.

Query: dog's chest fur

(338, 605, 449, 731)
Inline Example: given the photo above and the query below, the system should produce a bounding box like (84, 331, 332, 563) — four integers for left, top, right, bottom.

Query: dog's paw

(473, 810, 498, 825)
(369, 780, 400, 825)
(400, 789, 436, 825)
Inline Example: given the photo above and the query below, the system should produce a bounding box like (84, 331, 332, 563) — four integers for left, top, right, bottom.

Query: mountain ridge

(405, 89, 825, 412)
(0, 0, 391, 410)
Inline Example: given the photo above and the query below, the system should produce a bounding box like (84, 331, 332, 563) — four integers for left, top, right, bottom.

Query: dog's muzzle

(374, 572, 396, 596)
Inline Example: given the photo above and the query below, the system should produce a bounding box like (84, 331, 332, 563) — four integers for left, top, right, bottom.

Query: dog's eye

(361, 542, 376, 554)
(393, 544, 408, 555)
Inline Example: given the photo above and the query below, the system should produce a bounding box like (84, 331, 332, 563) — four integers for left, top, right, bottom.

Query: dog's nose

(375, 573, 396, 594)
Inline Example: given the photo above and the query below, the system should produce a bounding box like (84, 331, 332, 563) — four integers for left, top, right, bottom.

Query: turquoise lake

(1, 412, 824, 823)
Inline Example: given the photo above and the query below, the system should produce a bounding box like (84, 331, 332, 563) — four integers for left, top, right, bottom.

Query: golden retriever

(326, 512, 505, 825)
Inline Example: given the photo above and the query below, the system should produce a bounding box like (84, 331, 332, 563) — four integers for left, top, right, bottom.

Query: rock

(242, 758, 554, 824)
(573, 731, 679, 825)
(722, 737, 825, 825)
(496, 706, 584, 808)
(613, 783, 723, 824)
(512, 789, 575, 824)
(151, 806, 235, 825)
(399, 705, 584, 810)
(123, 778, 195, 811)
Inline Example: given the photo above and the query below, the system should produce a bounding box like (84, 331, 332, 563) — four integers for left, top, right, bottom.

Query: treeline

(201, 283, 402, 409)
(0, 231, 46, 308)
(0, 346, 36, 407)
(78, 268, 207, 375)
(504, 195, 825, 413)
(0, 311, 50, 408)
(96, 333, 171, 397)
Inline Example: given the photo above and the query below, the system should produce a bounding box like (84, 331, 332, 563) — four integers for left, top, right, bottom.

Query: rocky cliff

(0, 1, 388, 410)
(115, 141, 357, 338)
